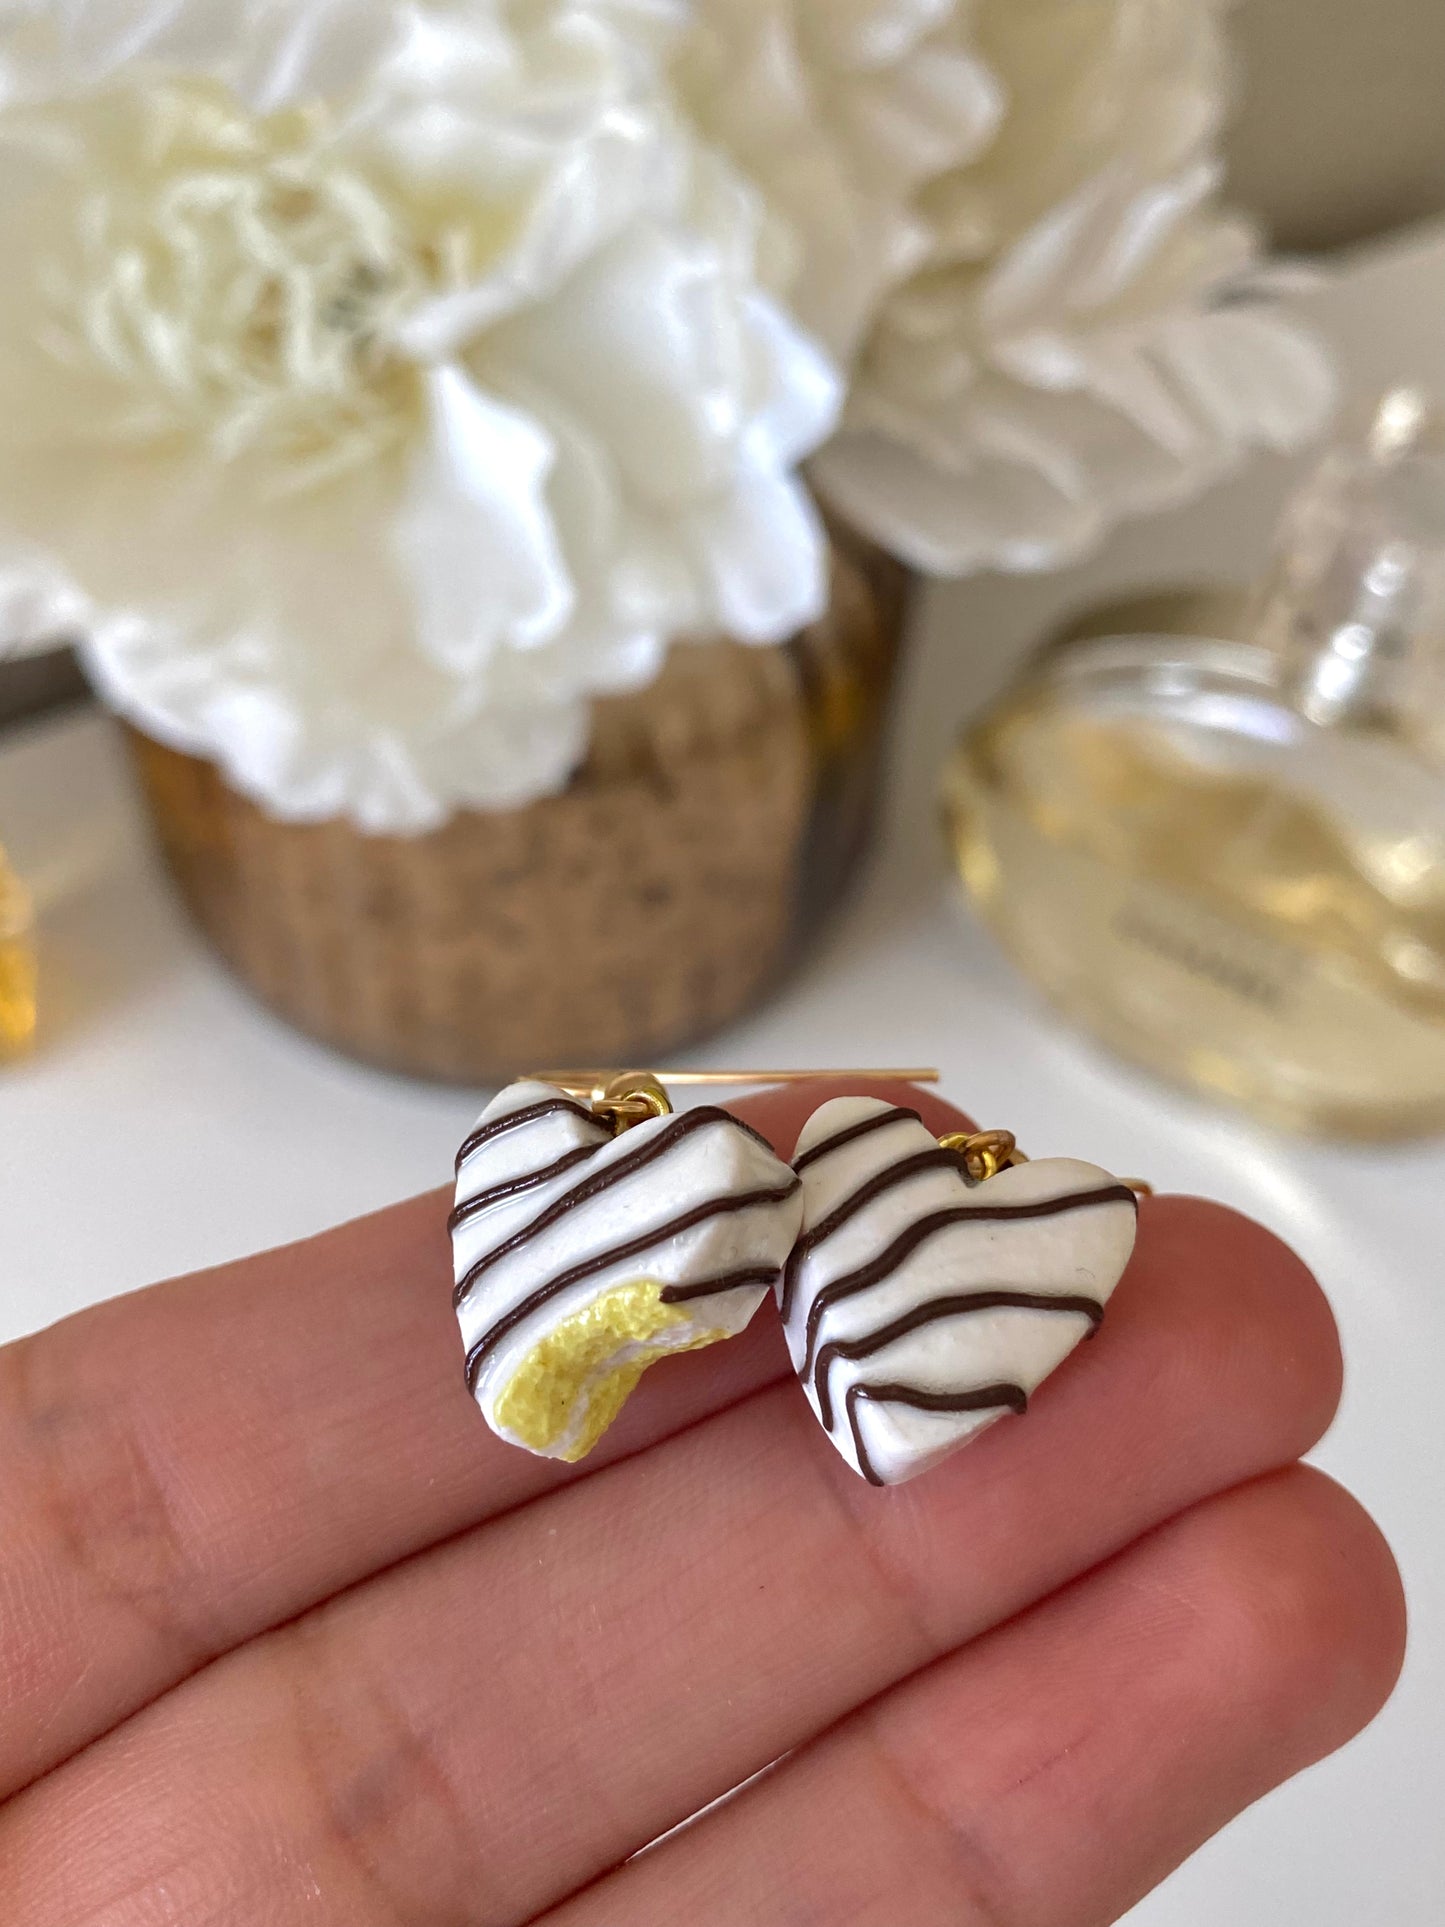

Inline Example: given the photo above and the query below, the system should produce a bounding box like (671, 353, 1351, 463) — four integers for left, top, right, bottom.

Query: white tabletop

(3, 225, 1443, 1926)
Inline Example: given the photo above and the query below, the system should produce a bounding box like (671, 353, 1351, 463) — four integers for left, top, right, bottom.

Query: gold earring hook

(593, 1071, 673, 1135)
(536, 1068, 941, 1093)
(533, 1067, 942, 1134)
(939, 1128, 1153, 1196)
(938, 1129, 1026, 1183)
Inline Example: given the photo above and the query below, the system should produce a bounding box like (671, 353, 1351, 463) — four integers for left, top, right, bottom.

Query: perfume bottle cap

(1252, 387, 1445, 743)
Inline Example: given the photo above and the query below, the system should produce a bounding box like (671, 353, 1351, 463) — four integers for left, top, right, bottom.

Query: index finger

(0, 1078, 963, 1799)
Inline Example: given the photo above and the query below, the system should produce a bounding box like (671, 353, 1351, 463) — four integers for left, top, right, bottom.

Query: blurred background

(1227, 0, 1445, 246)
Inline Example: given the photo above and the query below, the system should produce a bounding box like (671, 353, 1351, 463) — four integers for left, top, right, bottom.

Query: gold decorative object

(127, 531, 910, 1080)
(0, 838, 37, 1057)
(544, 1067, 940, 1134)
(937, 1128, 1023, 1183)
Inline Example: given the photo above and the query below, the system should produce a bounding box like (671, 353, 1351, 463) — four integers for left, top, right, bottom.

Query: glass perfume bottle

(944, 390, 1445, 1139)
(0, 837, 37, 1056)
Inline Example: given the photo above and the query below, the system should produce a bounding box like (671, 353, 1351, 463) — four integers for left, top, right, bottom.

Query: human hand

(0, 1081, 1404, 1925)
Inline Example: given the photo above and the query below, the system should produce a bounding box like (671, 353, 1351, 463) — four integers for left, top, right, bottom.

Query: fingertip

(1278, 1465, 1408, 1738)
(1128, 1194, 1345, 1453)
(1193, 1467, 1407, 1764)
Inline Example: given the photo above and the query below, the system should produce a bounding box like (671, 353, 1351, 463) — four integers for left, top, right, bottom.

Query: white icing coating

(451, 1080, 803, 1459)
(783, 1097, 1139, 1486)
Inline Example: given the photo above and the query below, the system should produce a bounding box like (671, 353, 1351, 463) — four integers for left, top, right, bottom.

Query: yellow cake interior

(494, 1278, 730, 1462)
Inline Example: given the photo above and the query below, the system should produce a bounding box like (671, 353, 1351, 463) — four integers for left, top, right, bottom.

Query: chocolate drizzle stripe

(455, 1097, 601, 1174)
(813, 1288, 1105, 1428)
(660, 1264, 782, 1305)
(793, 1105, 920, 1173)
(798, 1183, 1137, 1381)
(454, 1107, 762, 1312)
(845, 1381, 1029, 1486)
(448, 1143, 599, 1235)
(463, 1178, 799, 1390)
(781, 1146, 967, 1317)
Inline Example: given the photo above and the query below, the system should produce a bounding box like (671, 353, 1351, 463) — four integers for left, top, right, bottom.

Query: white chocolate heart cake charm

(450, 1079, 803, 1463)
(781, 1098, 1140, 1487)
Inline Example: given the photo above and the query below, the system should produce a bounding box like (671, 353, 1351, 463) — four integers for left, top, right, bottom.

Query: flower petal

(488, 222, 753, 502)
(369, 2, 678, 354)
(1156, 306, 1338, 452)
(812, 422, 1099, 575)
(393, 363, 575, 676)
(680, 458, 829, 643)
(740, 290, 843, 469)
(0, 0, 395, 109)
(0, 540, 89, 653)
(679, 0, 1001, 365)
(394, 108, 671, 357)
(820, 0, 958, 71)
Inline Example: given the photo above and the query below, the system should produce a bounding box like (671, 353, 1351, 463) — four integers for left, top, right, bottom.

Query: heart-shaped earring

(781, 1097, 1141, 1486)
(450, 1070, 811, 1463)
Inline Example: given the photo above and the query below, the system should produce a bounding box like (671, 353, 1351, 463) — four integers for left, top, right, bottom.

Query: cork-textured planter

(126, 529, 911, 1081)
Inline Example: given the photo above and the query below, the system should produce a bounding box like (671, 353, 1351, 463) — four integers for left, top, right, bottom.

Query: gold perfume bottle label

(1113, 892, 1299, 1016)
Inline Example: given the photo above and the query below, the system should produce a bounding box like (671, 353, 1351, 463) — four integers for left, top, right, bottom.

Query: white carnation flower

(679, 0, 1004, 366)
(0, 0, 841, 829)
(794, 0, 1337, 572)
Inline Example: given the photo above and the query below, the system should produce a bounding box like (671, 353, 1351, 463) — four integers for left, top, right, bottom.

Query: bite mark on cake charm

(783, 1098, 1139, 1486)
(451, 1080, 802, 1462)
